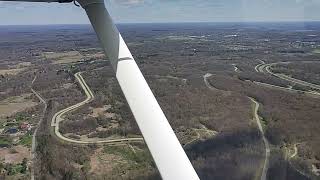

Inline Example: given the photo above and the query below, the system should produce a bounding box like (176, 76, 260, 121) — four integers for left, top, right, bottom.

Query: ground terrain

(0, 22, 320, 179)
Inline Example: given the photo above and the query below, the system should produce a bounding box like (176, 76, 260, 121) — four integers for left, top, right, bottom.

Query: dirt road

(30, 76, 48, 180)
(203, 74, 270, 180)
(249, 97, 270, 180)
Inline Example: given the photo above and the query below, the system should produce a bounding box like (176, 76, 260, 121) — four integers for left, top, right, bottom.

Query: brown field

(89, 147, 122, 175)
(0, 94, 38, 118)
(61, 83, 74, 89)
(85, 52, 105, 59)
(0, 68, 25, 76)
(0, 145, 30, 164)
(9, 62, 32, 69)
(89, 105, 114, 118)
(42, 51, 83, 64)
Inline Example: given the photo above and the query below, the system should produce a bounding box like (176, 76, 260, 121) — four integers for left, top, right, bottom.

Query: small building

(19, 122, 31, 131)
(5, 128, 18, 134)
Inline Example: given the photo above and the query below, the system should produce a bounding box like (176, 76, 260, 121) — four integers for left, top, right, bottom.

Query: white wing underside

(78, 1, 199, 178)
(0, 0, 200, 179)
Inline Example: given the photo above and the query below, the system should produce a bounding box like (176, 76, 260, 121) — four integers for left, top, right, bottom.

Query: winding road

(249, 97, 270, 180)
(29, 71, 144, 179)
(254, 61, 320, 97)
(51, 72, 144, 144)
(231, 64, 240, 72)
(203, 73, 270, 180)
(253, 81, 320, 97)
(203, 61, 320, 179)
(289, 143, 299, 159)
(203, 73, 218, 91)
(256, 61, 320, 91)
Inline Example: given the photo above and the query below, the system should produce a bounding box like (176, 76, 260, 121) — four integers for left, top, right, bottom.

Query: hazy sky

(0, 0, 319, 25)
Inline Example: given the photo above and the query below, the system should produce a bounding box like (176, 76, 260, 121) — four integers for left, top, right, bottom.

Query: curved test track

(50, 72, 144, 144)
(30, 71, 144, 180)
(255, 61, 320, 95)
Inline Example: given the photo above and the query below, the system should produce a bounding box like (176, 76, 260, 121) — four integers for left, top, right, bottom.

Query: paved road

(30, 76, 47, 180)
(51, 72, 144, 144)
(249, 97, 270, 180)
(203, 69, 312, 97)
(30, 71, 143, 179)
(290, 143, 299, 159)
(254, 60, 266, 72)
(203, 73, 217, 90)
(256, 61, 320, 90)
(205, 62, 319, 179)
(231, 64, 240, 72)
(254, 61, 320, 97)
(253, 81, 320, 97)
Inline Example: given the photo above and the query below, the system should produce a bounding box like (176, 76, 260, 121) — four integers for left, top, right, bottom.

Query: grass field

(104, 145, 152, 167)
(312, 49, 320, 54)
(0, 136, 12, 146)
(19, 134, 32, 147)
(0, 94, 37, 118)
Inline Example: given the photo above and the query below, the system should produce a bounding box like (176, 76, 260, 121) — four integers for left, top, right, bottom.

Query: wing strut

(0, 0, 200, 179)
(76, 0, 199, 179)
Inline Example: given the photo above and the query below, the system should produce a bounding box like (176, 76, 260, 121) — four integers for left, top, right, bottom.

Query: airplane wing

(0, 0, 200, 179)
(0, 0, 72, 2)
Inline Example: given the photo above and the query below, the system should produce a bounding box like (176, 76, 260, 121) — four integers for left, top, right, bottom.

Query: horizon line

(1, 20, 320, 26)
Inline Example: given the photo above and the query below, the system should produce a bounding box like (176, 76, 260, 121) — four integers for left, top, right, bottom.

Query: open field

(0, 94, 38, 118)
(312, 49, 320, 54)
(0, 145, 30, 164)
(0, 68, 25, 76)
(43, 51, 83, 64)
